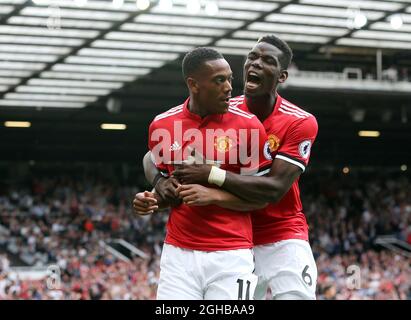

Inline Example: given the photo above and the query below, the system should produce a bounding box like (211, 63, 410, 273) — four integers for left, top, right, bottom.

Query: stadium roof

(0, 0, 410, 110)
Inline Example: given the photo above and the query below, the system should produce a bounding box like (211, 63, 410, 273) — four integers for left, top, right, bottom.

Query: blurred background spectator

(0, 169, 409, 300)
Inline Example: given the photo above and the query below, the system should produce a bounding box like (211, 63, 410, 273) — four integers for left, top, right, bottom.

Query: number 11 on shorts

(237, 279, 251, 300)
(236, 274, 258, 300)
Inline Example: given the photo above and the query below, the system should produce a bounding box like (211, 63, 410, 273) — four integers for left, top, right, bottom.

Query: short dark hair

(182, 47, 224, 79)
(258, 35, 293, 70)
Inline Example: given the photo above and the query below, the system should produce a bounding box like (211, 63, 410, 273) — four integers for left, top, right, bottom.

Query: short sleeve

(275, 116, 318, 172)
(148, 121, 169, 176)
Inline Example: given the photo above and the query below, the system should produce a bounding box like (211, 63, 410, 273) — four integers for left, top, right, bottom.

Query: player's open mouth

(222, 96, 231, 103)
(246, 71, 262, 90)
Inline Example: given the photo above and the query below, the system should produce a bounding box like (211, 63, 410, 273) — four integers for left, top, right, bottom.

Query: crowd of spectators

(0, 175, 164, 299)
(304, 171, 410, 300)
(0, 255, 159, 300)
(305, 172, 411, 256)
(316, 250, 409, 300)
(0, 170, 409, 299)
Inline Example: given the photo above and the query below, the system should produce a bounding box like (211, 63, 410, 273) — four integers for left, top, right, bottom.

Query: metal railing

(375, 235, 411, 258)
(281, 69, 411, 93)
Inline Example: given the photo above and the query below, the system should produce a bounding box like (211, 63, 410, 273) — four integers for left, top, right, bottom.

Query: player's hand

(133, 191, 158, 215)
(176, 184, 218, 206)
(172, 164, 212, 185)
(155, 177, 182, 207)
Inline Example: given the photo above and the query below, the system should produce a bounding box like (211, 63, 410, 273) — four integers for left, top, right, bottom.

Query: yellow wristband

(208, 166, 226, 187)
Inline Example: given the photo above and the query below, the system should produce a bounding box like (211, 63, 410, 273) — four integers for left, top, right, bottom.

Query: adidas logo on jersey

(169, 141, 182, 151)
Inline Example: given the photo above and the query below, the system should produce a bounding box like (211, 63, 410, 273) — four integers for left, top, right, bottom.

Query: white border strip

(276, 154, 305, 172)
(254, 168, 270, 176)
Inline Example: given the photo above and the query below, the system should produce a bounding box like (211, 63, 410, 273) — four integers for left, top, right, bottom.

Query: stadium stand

(0, 170, 409, 300)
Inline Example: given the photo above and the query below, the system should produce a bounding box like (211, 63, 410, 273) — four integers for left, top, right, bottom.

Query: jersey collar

(272, 93, 283, 115)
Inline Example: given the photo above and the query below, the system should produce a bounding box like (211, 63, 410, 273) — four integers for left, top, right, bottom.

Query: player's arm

(176, 184, 267, 211)
(172, 116, 286, 203)
(143, 151, 181, 206)
(142, 119, 182, 210)
(134, 153, 174, 215)
(145, 150, 266, 211)
(174, 117, 318, 203)
(173, 160, 300, 203)
(143, 151, 160, 188)
(223, 159, 301, 203)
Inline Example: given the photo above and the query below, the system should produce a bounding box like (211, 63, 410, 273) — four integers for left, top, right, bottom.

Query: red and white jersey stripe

(279, 99, 312, 119)
(154, 104, 183, 121)
(228, 105, 254, 119)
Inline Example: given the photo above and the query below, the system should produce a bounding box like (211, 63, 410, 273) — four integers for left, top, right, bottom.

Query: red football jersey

(231, 94, 318, 244)
(148, 97, 271, 251)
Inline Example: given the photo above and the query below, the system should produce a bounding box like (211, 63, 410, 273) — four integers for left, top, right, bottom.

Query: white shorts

(253, 239, 317, 300)
(157, 243, 258, 300)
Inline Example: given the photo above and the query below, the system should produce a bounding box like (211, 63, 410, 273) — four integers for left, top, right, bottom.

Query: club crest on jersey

(267, 134, 280, 152)
(298, 140, 312, 159)
(214, 136, 233, 152)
